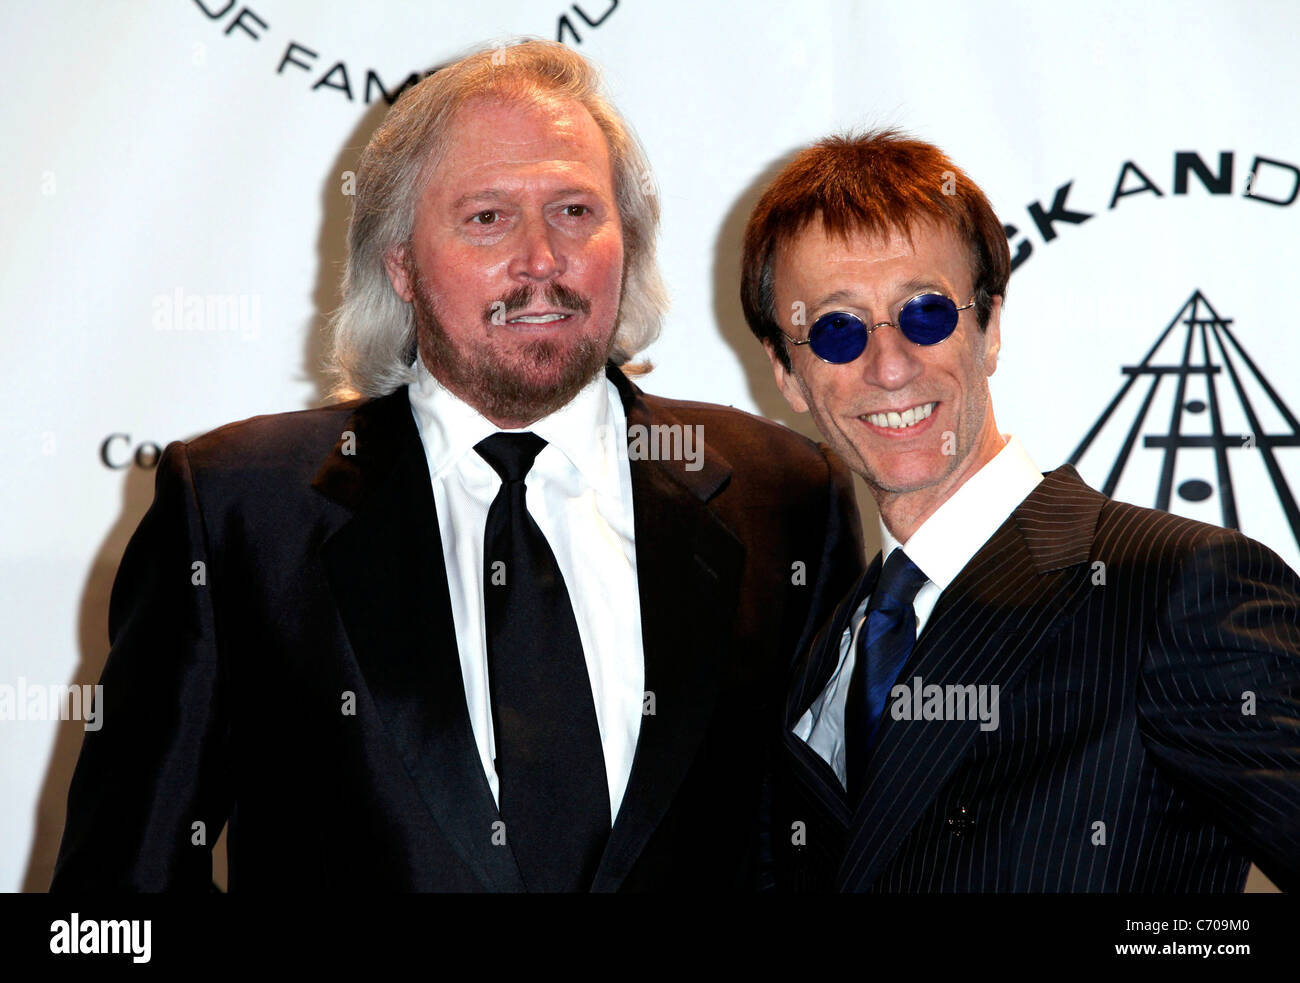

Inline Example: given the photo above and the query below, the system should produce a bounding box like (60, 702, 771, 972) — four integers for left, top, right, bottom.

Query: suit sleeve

(50, 441, 231, 891)
(1137, 528, 1300, 893)
(755, 443, 864, 891)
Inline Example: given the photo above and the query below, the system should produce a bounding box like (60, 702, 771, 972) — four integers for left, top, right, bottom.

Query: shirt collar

(879, 434, 1043, 589)
(407, 356, 622, 494)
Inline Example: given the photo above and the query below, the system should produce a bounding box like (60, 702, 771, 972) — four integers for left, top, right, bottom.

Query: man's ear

(383, 244, 414, 303)
(982, 294, 1003, 376)
(763, 340, 810, 414)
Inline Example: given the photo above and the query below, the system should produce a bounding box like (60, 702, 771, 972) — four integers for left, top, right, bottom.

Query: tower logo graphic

(1069, 290, 1300, 553)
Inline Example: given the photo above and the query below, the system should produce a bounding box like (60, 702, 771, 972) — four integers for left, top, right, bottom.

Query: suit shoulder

(640, 392, 833, 474)
(1094, 495, 1246, 559)
(179, 398, 369, 473)
(1088, 493, 1300, 601)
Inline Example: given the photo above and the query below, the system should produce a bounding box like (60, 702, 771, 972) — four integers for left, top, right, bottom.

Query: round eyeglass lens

(898, 295, 959, 345)
(809, 311, 868, 363)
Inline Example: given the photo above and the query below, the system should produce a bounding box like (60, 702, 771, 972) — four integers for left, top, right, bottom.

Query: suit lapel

(312, 387, 525, 892)
(836, 465, 1106, 891)
(590, 367, 746, 891)
(790, 554, 881, 723)
(780, 553, 882, 826)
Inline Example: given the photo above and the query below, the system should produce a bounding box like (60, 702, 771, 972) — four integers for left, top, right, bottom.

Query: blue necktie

(844, 548, 928, 801)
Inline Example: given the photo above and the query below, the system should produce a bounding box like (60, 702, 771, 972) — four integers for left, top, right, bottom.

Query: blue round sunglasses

(782, 292, 975, 364)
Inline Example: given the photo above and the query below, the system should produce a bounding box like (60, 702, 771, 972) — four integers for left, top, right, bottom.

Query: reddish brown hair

(741, 129, 1010, 369)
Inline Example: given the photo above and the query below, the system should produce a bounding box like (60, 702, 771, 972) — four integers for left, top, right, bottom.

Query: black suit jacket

(775, 464, 1300, 892)
(52, 366, 864, 892)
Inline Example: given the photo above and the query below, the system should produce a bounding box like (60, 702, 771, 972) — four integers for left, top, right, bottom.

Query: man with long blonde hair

(52, 40, 862, 892)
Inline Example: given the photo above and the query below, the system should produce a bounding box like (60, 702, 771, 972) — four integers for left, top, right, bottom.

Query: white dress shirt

(793, 434, 1044, 785)
(407, 358, 645, 820)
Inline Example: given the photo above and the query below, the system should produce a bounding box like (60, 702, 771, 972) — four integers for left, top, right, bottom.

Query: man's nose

(859, 322, 923, 391)
(508, 215, 563, 281)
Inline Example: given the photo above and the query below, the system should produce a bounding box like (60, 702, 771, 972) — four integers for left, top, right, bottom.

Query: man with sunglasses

(742, 129, 1300, 892)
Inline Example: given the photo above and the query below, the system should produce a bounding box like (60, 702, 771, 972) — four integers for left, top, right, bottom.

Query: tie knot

(871, 548, 928, 611)
(475, 432, 548, 483)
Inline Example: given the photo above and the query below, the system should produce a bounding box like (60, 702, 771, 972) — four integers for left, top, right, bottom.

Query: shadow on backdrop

(710, 149, 882, 561)
(22, 86, 402, 894)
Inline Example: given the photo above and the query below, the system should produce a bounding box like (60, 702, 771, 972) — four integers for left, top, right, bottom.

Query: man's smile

(858, 400, 939, 435)
(505, 311, 572, 324)
(499, 309, 579, 332)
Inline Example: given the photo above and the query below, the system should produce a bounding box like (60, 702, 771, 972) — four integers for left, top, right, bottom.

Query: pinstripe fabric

(775, 464, 1300, 892)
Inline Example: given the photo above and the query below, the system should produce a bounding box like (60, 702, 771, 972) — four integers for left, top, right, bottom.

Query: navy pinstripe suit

(775, 464, 1300, 892)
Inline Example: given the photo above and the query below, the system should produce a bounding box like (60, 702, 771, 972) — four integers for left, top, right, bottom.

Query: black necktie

(475, 432, 610, 892)
(844, 548, 928, 801)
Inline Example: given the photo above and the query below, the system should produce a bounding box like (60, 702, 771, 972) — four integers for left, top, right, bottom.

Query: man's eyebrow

(451, 189, 509, 210)
(450, 186, 603, 210)
(812, 288, 861, 310)
(548, 185, 603, 200)
(812, 278, 950, 312)
(896, 276, 947, 297)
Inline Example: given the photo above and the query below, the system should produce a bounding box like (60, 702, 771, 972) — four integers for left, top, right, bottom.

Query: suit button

(946, 805, 975, 836)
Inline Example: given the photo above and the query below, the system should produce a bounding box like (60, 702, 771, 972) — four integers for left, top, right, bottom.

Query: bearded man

(50, 39, 863, 892)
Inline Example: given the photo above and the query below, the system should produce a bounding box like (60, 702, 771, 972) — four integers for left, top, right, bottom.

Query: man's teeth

(507, 313, 568, 324)
(866, 402, 936, 429)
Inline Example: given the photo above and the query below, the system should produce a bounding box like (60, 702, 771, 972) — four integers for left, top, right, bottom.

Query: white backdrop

(3, 0, 1298, 892)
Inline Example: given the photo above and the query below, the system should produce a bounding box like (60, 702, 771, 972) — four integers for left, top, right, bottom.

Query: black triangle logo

(1069, 290, 1300, 552)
